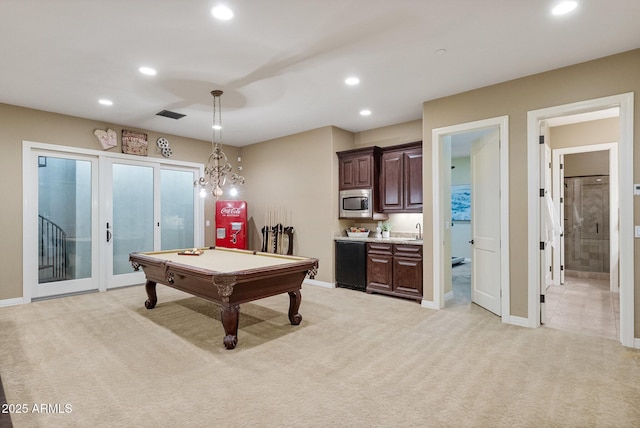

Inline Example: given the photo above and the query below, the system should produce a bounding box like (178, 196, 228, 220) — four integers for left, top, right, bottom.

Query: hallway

(545, 275, 619, 341)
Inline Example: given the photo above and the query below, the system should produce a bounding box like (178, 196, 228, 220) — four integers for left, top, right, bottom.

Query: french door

(104, 160, 199, 288)
(24, 142, 203, 300)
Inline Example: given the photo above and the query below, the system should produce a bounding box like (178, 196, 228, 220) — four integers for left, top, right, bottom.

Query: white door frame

(526, 93, 635, 348)
(22, 141, 205, 302)
(551, 143, 618, 292)
(427, 116, 511, 323)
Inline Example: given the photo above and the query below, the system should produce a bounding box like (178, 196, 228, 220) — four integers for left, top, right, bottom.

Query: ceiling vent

(156, 110, 186, 120)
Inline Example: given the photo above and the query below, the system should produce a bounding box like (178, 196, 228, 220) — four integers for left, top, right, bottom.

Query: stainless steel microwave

(339, 189, 372, 218)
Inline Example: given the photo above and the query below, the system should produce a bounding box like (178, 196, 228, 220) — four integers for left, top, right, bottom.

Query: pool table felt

(140, 247, 311, 273)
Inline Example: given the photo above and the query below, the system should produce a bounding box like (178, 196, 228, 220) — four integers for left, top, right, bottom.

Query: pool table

(129, 247, 319, 349)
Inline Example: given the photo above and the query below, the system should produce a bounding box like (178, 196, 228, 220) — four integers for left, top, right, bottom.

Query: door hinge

(540, 241, 545, 250)
(560, 163, 564, 170)
(540, 294, 545, 303)
(550, 266, 552, 272)
(560, 265, 564, 271)
(539, 135, 545, 145)
(560, 197, 563, 203)
(539, 188, 545, 197)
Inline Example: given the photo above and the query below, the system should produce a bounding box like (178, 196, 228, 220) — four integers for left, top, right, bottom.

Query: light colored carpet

(1, 283, 639, 427)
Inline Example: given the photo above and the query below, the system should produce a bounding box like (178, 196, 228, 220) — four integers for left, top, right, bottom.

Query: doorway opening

(430, 116, 510, 320)
(527, 92, 634, 347)
(540, 110, 620, 341)
(446, 130, 492, 309)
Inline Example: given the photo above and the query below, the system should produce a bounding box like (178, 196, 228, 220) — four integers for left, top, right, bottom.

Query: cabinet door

(380, 151, 403, 211)
(339, 153, 373, 189)
(366, 243, 393, 293)
(393, 256, 423, 298)
(404, 148, 423, 211)
(367, 253, 393, 292)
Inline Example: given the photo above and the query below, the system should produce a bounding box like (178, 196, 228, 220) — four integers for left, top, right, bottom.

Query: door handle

(469, 239, 474, 245)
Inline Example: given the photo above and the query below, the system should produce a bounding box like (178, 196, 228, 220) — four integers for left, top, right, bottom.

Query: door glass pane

(161, 169, 195, 250)
(113, 164, 154, 275)
(38, 156, 92, 283)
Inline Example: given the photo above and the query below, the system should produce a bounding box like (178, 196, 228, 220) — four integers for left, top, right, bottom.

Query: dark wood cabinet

(392, 245, 423, 300)
(366, 242, 393, 293)
(379, 142, 422, 212)
(366, 243, 422, 301)
(337, 146, 381, 190)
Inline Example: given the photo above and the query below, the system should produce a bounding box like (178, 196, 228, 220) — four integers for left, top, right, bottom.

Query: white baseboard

(505, 315, 530, 327)
(634, 337, 640, 350)
(0, 297, 27, 308)
(304, 279, 334, 289)
(421, 299, 439, 310)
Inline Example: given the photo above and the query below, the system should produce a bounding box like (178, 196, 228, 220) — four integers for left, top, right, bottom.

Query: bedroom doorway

(430, 116, 509, 318)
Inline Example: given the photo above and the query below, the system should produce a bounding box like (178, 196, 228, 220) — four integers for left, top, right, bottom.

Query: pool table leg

(288, 290, 302, 325)
(221, 304, 240, 350)
(144, 280, 157, 309)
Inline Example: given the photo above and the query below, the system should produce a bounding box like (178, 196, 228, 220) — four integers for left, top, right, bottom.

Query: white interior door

(544, 143, 553, 288)
(559, 154, 565, 284)
(470, 129, 501, 315)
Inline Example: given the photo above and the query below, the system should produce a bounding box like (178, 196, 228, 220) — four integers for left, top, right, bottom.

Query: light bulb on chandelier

(194, 90, 245, 199)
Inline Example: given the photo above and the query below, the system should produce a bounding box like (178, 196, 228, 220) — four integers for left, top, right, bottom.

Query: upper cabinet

(380, 142, 422, 213)
(337, 146, 381, 190)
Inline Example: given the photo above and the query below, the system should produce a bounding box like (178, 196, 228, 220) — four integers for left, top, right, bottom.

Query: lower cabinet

(366, 243, 422, 302)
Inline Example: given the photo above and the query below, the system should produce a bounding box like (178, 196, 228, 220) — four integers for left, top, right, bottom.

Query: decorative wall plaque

(122, 130, 148, 156)
(93, 128, 117, 150)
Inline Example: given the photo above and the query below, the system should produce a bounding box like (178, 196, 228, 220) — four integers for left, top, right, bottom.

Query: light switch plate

(635, 225, 640, 238)
(634, 184, 640, 195)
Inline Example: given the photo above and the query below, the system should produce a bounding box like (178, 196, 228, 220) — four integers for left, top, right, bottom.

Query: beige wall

(564, 151, 609, 177)
(239, 126, 341, 283)
(550, 117, 619, 149)
(0, 103, 213, 300)
(355, 119, 422, 148)
(421, 49, 640, 333)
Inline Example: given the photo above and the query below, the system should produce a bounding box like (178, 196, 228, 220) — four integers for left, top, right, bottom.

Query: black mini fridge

(335, 240, 367, 291)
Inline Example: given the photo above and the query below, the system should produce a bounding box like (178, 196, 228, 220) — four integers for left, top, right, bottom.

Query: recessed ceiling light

(212, 125, 222, 130)
(138, 66, 157, 76)
(211, 5, 233, 20)
(98, 99, 113, 106)
(345, 76, 360, 86)
(552, 1, 577, 15)
(360, 109, 371, 116)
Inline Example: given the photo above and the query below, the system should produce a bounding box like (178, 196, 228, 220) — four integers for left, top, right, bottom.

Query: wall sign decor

(93, 128, 117, 150)
(451, 184, 471, 221)
(156, 137, 173, 157)
(121, 130, 148, 156)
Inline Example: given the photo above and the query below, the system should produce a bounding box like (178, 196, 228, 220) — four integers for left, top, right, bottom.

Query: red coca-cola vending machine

(215, 200, 247, 249)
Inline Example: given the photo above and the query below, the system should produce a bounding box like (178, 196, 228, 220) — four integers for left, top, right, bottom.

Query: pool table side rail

(129, 251, 319, 306)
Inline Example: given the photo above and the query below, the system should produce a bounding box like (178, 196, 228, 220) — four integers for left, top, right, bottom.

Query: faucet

(415, 223, 422, 240)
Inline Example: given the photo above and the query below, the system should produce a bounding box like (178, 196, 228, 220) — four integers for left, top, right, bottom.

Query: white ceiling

(1, 1, 638, 147)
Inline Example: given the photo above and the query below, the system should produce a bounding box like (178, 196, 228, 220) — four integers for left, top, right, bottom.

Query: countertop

(335, 236, 423, 246)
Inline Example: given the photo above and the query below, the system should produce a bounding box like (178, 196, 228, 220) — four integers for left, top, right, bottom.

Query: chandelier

(194, 90, 244, 198)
